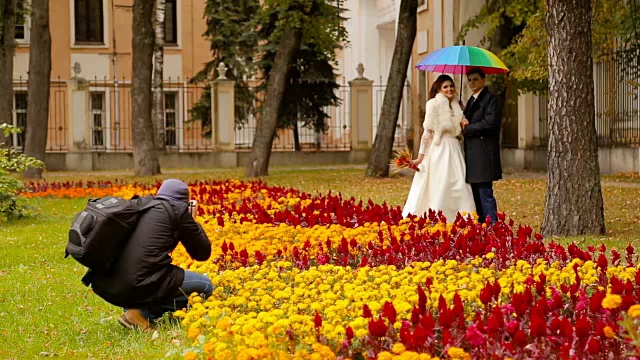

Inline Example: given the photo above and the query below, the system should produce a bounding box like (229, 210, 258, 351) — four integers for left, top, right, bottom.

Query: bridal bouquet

(390, 149, 419, 173)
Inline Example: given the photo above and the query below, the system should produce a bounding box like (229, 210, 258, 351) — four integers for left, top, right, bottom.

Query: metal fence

(373, 83, 411, 150)
(86, 77, 214, 152)
(13, 78, 415, 153)
(234, 85, 352, 151)
(538, 56, 640, 148)
(12, 77, 68, 152)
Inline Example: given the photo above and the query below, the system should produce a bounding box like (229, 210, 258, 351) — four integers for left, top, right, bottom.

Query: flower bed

(24, 180, 640, 359)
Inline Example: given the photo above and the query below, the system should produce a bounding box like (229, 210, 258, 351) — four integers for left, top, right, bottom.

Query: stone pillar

(517, 92, 535, 149)
(211, 62, 235, 151)
(65, 62, 93, 171)
(67, 71, 90, 151)
(349, 63, 374, 150)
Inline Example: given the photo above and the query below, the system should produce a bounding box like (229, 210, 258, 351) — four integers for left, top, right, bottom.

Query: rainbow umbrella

(416, 45, 509, 74)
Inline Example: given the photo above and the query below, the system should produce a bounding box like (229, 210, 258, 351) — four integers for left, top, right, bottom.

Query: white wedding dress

(402, 93, 476, 222)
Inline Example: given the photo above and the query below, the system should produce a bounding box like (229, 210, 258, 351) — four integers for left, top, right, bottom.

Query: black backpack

(65, 195, 173, 270)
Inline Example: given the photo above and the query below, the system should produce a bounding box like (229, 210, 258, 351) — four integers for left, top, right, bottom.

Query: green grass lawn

(1, 166, 639, 359)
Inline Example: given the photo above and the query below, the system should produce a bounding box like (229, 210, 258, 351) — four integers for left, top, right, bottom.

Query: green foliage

(255, 1, 346, 133)
(0, 124, 44, 220)
(190, 0, 261, 133)
(458, 0, 639, 94)
(192, 0, 348, 138)
(614, 0, 640, 85)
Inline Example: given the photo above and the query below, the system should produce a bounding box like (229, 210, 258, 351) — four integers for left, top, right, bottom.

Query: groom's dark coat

(462, 87, 503, 184)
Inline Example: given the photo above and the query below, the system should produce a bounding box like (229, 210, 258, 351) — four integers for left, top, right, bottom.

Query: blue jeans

(128, 270, 214, 321)
(471, 182, 498, 224)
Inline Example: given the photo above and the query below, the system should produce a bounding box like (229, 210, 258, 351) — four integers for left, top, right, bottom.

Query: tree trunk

(0, 0, 17, 147)
(542, 0, 605, 236)
(23, 0, 51, 179)
(245, 28, 302, 177)
(365, 0, 418, 178)
(152, 0, 165, 150)
(132, 0, 161, 176)
(293, 123, 301, 152)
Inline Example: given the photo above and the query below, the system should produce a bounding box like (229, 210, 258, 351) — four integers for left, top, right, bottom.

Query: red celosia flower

(417, 285, 427, 312)
(551, 289, 564, 310)
(587, 337, 601, 354)
(452, 293, 464, 318)
(465, 325, 485, 346)
(411, 307, 421, 326)
(368, 317, 388, 338)
(221, 241, 228, 254)
(595, 320, 607, 338)
(313, 312, 322, 329)
(529, 312, 547, 337)
(506, 320, 520, 336)
(362, 304, 372, 318)
(513, 329, 528, 348)
(589, 291, 606, 313)
(575, 315, 592, 339)
(412, 325, 429, 346)
(382, 301, 397, 324)
(358, 256, 369, 268)
(491, 280, 502, 300)
(399, 321, 413, 349)
(597, 253, 608, 270)
(345, 326, 354, 341)
(441, 328, 452, 345)
(420, 312, 435, 336)
(480, 284, 493, 306)
(512, 288, 533, 317)
(486, 306, 505, 335)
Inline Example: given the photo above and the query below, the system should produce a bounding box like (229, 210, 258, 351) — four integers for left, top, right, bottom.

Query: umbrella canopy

(416, 46, 509, 74)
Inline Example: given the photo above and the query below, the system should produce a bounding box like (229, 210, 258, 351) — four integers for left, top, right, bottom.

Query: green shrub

(0, 124, 45, 220)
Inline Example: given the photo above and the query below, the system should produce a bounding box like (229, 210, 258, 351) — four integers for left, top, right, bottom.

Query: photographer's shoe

(119, 309, 152, 332)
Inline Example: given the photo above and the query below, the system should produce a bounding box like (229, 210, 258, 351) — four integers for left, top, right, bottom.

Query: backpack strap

(157, 200, 180, 240)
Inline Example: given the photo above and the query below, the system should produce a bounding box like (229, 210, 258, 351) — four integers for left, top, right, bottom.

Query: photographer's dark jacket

(91, 198, 211, 308)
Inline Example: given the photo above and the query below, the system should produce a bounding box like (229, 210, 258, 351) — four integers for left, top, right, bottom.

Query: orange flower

(390, 149, 419, 173)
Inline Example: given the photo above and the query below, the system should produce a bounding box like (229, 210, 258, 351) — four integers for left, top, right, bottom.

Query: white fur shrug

(418, 93, 464, 154)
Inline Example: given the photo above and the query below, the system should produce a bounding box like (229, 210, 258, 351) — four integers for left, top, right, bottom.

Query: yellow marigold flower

(187, 326, 201, 340)
(216, 317, 232, 330)
(628, 304, 640, 318)
(447, 347, 471, 360)
(203, 341, 215, 354)
(392, 342, 406, 354)
(183, 351, 198, 360)
(378, 352, 394, 360)
(602, 294, 622, 309)
(603, 326, 615, 338)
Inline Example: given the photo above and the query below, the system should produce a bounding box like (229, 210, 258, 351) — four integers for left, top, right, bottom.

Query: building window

(13, 92, 28, 149)
(164, 92, 178, 146)
(90, 92, 106, 147)
(75, 0, 104, 44)
(164, 0, 178, 45)
(15, 0, 27, 41)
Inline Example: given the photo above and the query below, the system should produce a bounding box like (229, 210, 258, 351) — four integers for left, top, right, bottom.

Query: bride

(402, 74, 476, 222)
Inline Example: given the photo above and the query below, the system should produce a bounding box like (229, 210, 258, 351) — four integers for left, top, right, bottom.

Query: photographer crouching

(91, 179, 212, 331)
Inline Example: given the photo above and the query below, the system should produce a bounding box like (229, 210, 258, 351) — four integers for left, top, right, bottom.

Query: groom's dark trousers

(462, 87, 503, 224)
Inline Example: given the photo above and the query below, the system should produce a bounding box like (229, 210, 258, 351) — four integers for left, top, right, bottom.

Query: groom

(460, 68, 502, 224)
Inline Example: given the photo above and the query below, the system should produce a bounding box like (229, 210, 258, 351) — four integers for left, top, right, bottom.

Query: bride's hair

(428, 75, 456, 100)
